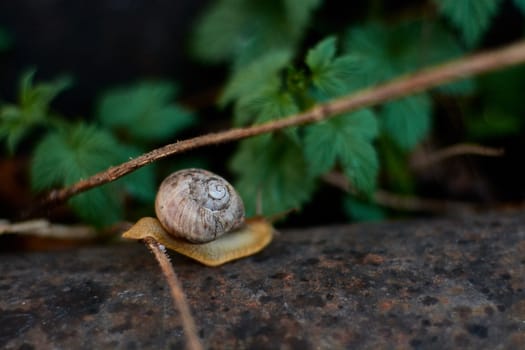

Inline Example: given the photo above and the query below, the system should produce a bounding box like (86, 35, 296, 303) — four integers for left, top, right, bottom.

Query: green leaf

(191, 0, 321, 65)
(306, 36, 337, 71)
(343, 23, 393, 88)
(283, 0, 323, 32)
(115, 145, 156, 202)
(31, 123, 125, 226)
(19, 69, 72, 109)
(0, 27, 12, 51)
(380, 94, 432, 150)
(437, 78, 476, 96)
(68, 187, 123, 228)
(191, 0, 248, 63)
(234, 88, 299, 133)
(306, 36, 360, 98)
(304, 109, 379, 194)
(0, 105, 27, 153)
(343, 21, 474, 93)
(343, 196, 385, 222)
(0, 70, 72, 153)
(97, 81, 194, 143)
(230, 135, 315, 216)
(514, 0, 525, 13)
(220, 49, 292, 106)
(434, 0, 503, 47)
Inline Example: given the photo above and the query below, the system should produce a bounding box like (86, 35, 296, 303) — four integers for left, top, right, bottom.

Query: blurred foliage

(194, 0, 525, 220)
(97, 81, 194, 143)
(0, 27, 11, 52)
(1, 0, 524, 225)
(433, 0, 504, 47)
(466, 65, 525, 140)
(0, 70, 72, 153)
(0, 71, 193, 226)
(191, 0, 321, 67)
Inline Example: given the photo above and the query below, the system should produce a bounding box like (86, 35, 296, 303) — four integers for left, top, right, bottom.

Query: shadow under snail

(122, 168, 273, 267)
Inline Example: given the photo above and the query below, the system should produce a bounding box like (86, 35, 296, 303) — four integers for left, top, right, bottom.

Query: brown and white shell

(154, 168, 245, 243)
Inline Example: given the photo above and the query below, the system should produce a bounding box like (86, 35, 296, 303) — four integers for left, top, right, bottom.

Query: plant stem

(35, 39, 525, 211)
(411, 143, 504, 169)
(322, 171, 476, 214)
(144, 237, 203, 350)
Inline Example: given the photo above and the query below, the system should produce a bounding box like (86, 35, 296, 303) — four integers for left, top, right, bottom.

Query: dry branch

(0, 218, 97, 239)
(322, 171, 476, 215)
(411, 143, 504, 169)
(144, 237, 203, 350)
(35, 40, 525, 212)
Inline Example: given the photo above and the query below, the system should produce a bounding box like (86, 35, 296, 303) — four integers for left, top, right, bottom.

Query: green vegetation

(1, 0, 524, 225)
(1, 71, 193, 226)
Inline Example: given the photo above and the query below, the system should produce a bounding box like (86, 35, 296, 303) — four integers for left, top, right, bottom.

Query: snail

(122, 168, 273, 267)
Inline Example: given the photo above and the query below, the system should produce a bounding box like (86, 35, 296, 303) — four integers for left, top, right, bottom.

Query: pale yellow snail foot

(122, 217, 273, 267)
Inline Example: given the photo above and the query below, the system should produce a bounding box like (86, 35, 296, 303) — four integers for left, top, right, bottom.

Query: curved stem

(33, 40, 525, 212)
(411, 143, 504, 169)
(145, 237, 203, 350)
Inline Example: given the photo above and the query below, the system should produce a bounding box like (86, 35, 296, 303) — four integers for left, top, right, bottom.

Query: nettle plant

(0, 71, 194, 226)
(1, 0, 525, 227)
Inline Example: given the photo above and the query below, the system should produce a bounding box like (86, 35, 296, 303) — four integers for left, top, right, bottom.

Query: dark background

(0, 0, 213, 116)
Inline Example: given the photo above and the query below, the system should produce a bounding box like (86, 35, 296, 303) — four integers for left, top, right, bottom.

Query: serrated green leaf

(230, 135, 315, 216)
(343, 21, 474, 93)
(221, 49, 292, 106)
(306, 36, 360, 98)
(192, 0, 321, 65)
(97, 81, 194, 143)
(434, 0, 503, 47)
(306, 36, 337, 71)
(343, 196, 385, 222)
(234, 85, 299, 130)
(0, 70, 72, 152)
(31, 123, 126, 226)
(304, 109, 379, 194)
(19, 70, 72, 109)
(343, 23, 393, 88)
(380, 94, 432, 150)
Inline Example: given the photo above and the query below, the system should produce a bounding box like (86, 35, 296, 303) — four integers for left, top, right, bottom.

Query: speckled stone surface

(1, 211, 525, 349)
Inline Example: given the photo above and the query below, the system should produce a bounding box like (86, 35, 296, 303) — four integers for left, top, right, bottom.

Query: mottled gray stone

(1, 211, 525, 349)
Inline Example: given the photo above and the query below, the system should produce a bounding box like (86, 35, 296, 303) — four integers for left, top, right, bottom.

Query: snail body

(122, 168, 273, 266)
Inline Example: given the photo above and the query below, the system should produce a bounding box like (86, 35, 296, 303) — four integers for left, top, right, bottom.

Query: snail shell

(155, 168, 245, 243)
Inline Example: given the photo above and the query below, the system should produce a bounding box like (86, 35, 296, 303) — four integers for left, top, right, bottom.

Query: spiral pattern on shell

(155, 168, 245, 243)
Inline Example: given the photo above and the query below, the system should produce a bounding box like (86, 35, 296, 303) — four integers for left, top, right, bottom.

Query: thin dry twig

(34, 40, 525, 212)
(0, 218, 97, 239)
(322, 171, 476, 215)
(411, 143, 504, 169)
(144, 237, 203, 350)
